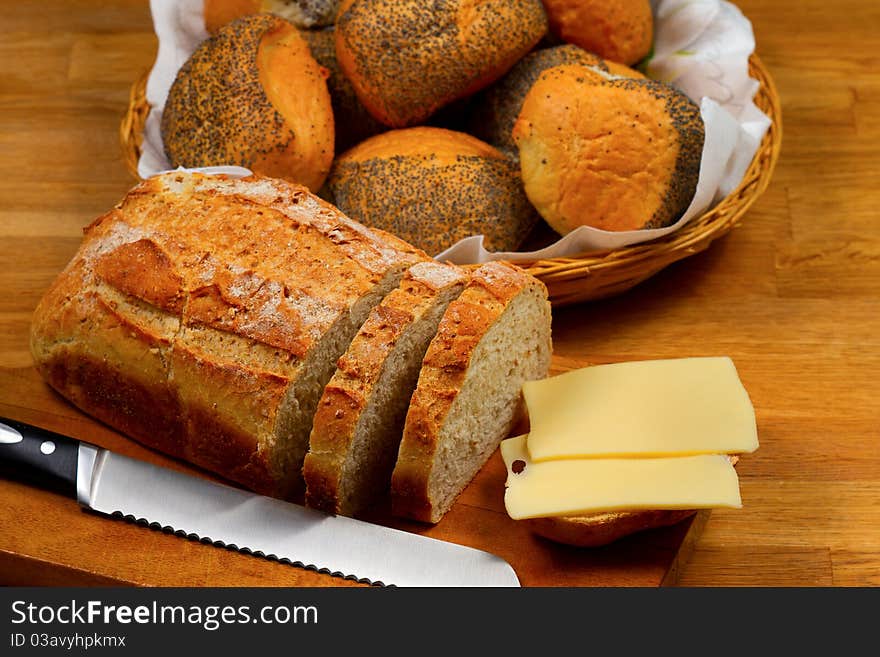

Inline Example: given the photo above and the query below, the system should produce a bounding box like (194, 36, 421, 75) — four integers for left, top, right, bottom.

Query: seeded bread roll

(470, 45, 612, 156)
(29, 172, 427, 499)
(204, 0, 342, 31)
(161, 14, 334, 192)
(391, 261, 553, 524)
(604, 59, 647, 79)
(323, 127, 541, 255)
(303, 261, 470, 517)
(300, 26, 386, 153)
(540, 0, 654, 66)
(335, 0, 549, 127)
(519, 457, 739, 547)
(512, 64, 704, 233)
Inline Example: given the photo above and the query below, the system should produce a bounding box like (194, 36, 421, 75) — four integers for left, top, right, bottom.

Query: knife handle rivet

(40, 441, 56, 455)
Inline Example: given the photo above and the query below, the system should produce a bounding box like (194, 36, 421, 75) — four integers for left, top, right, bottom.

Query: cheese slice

(522, 357, 758, 461)
(500, 435, 742, 520)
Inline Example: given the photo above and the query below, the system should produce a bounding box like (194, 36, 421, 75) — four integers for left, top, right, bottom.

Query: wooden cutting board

(0, 365, 707, 587)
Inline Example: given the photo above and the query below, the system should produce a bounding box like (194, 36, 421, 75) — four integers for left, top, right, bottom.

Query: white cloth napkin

(139, 0, 772, 262)
(138, 0, 208, 179)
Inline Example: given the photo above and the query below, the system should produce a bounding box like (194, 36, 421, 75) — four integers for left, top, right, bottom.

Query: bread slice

(29, 171, 426, 499)
(303, 261, 470, 516)
(522, 456, 740, 547)
(390, 261, 553, 523)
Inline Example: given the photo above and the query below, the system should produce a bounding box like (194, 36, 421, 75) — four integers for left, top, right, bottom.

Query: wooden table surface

(0, 0, 877, 587)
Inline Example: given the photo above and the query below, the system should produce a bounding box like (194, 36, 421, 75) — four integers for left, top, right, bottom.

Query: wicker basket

(120, 55, 781, 307)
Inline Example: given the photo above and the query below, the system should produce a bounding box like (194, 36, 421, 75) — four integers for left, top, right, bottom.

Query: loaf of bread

(512, 64, 704, 233)
(471, 44, 636, 156)
(322, 126, 541, 254)
(334, 0, 549, 127)
(303, 261, 470, 517)
(391, 261, 553, 524)
(540, 0, 654, 66)
(161, 14, 334, 192)
(300, 26, 386, 153)
(204, 0, 342, 32)
(29, 171, 427, 499)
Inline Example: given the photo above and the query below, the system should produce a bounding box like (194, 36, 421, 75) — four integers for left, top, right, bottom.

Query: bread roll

(335, 0, 549, 127)
(512, 64, 704, 233)
(204, 0, 342, 31)
(471, 45, 613, 156)
(29, 171, 427, 499)
(161, 14, 334, 192)
(604, 59, 647, 79)
(391, 261, 553, 524)
(540, 0, 653, 66)
(300, 26, 386, 153)
(323, 127, 541, 254)
(303, 261, 470, 517)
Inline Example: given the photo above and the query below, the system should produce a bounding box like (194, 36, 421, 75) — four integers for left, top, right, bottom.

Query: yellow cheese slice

(522, 357, 758, 461)
(500, 435, 742, 520)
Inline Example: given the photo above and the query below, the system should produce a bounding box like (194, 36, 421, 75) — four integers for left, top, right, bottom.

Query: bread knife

(0, 416, 519, 587)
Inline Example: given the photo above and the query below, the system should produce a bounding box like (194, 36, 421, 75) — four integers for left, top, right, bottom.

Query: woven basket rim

(119, 53, 781, 305)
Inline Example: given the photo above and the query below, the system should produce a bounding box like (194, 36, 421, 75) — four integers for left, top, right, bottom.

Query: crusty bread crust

(391, 261, 552, 523)
(303, 261, 469, 515)
(30, 172, 425, 498)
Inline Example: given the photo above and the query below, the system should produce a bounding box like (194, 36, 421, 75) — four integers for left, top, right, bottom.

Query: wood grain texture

(0, 0, 877, 587)
(0, 367, 703, 587)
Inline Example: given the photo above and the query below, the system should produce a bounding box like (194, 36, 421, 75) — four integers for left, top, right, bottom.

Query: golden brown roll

(512, 64, 704, 234)
(300, 26, 385, 153)
(161, 14, 335, 192)
(335, 0, 549, 128)
(204, 0, 342, 32)
(540, 0, 654, 66)
(470, 44, 611, 156)
(323, 127, 541, 254)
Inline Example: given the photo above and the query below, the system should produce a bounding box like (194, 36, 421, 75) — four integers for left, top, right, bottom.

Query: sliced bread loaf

(390, 261, 553, 523)
(303, 261, 470, 516)
(29, 171, 427, 499)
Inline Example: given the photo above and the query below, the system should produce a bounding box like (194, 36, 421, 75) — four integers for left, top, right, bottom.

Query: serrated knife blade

(0, 417, 520, 587)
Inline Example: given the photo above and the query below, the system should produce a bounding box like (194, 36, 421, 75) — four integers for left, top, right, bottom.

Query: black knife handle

(0, 416, 82, 498)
